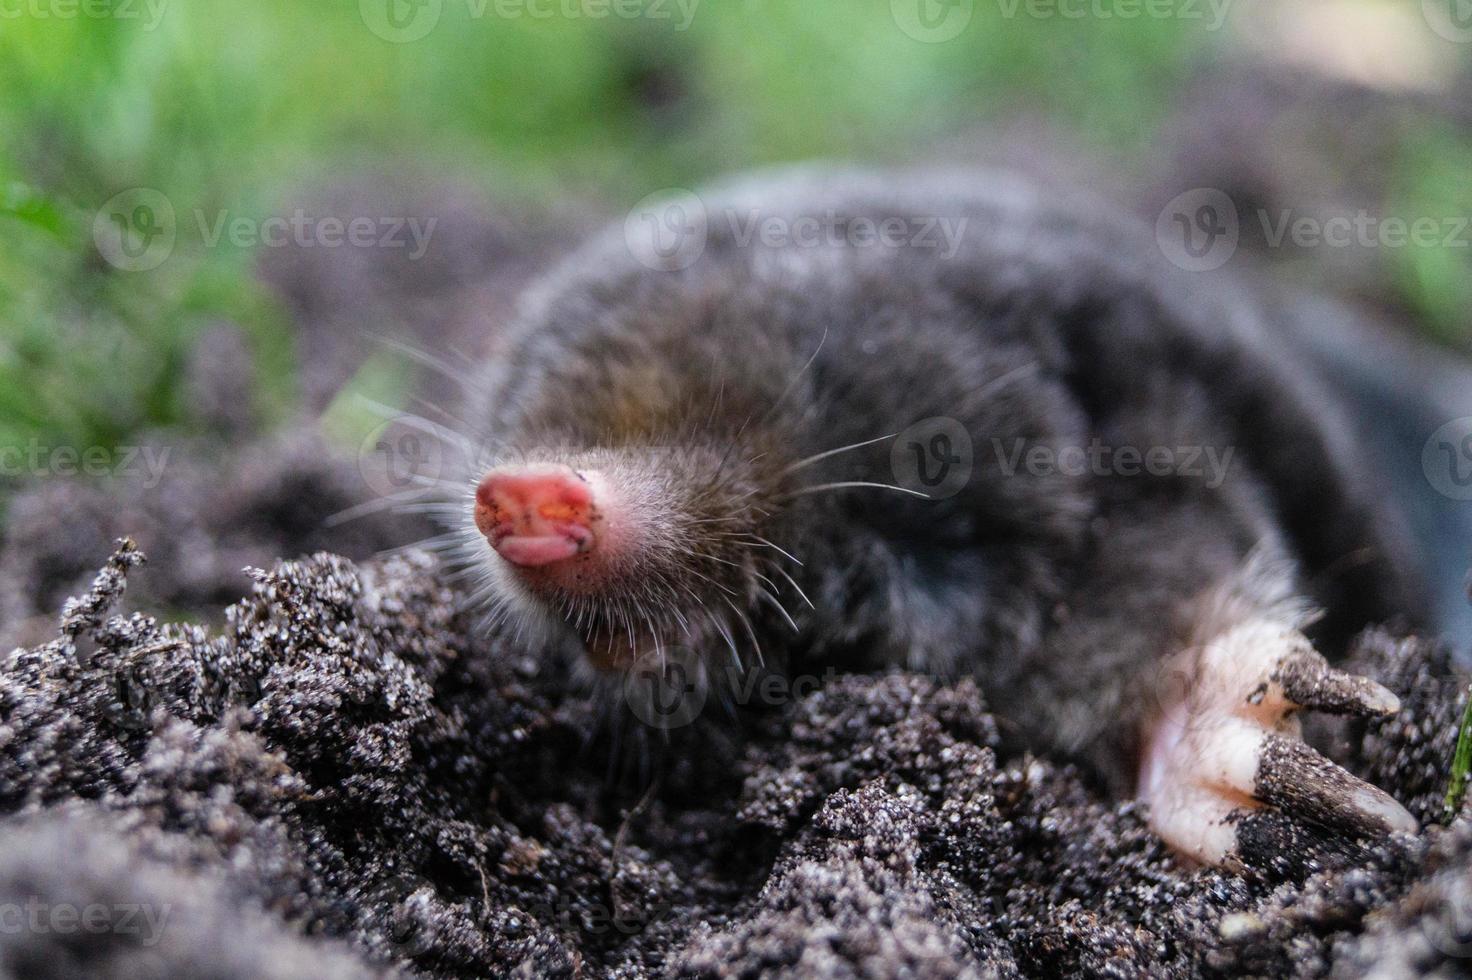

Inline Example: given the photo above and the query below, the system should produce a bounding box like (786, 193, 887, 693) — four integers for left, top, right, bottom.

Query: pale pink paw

(1141, 621, 1417, 868)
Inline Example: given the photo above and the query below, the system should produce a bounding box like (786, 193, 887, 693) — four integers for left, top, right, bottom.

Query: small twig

(610, 775, 662, 927)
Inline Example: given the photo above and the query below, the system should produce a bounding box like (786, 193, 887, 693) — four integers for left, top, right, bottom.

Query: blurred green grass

(0, 0, 1462, 461)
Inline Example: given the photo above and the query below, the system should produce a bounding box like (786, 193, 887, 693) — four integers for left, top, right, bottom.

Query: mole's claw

(1254, 734, 1418, 838)
(1140, 619, 1418, 868)
(1271, 648, 1401, 718)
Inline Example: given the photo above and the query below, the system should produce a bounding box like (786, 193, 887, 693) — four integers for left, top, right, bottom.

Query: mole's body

(459, 169, 1439, 866)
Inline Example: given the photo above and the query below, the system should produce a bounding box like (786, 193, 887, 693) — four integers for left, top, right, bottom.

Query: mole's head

(461, 264, 813, 674)
(452, 217, 1082, 683)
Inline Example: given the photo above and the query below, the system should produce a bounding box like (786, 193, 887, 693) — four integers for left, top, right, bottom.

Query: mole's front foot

(1140, 620, 1417, 868)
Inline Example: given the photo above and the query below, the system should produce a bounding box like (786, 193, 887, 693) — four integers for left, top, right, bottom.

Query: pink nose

(475, 465, 597, 567)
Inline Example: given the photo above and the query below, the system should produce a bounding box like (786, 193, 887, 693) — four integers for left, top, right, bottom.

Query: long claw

(1254, 733, 1418, 837)
(1272, 648, 1401, 718)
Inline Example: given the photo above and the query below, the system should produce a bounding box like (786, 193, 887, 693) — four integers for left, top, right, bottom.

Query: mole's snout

(475, 464, 598, 567)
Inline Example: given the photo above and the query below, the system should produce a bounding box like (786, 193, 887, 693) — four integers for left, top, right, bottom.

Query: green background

(0, 0, 1467, 458)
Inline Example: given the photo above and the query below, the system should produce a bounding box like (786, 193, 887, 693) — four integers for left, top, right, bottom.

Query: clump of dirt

(0, 431, 432, 653)
(1, 542, 1469, 979)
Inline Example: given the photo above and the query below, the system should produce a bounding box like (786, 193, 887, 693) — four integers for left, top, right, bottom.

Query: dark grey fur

(465, 168, 1433, 790)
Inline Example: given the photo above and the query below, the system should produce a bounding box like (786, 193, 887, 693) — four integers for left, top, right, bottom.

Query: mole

(439, 167, 1446, 867)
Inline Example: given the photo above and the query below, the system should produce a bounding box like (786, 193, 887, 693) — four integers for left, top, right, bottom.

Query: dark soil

(5, 74, 1472, 976)
(1, 535, 1470, 979)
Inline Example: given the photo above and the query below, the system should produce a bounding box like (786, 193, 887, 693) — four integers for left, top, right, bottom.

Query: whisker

(682, 565, 739, 598)
(759, 325, 828, 427)
(755, 587, 799, 633)
(973, 360, 1040, 401)
(691, 551, 742, 569)
(722, 597, 764, 667)
(369, 335, 482, 394)
(377, 531, 467, 557)
(390, 502, 470, 517)
(409, 395, 479, 440)
(712, 326, 831, 484)
(350, 396, 479, 454)
(751, 536, 803, 567)
(781, 481, 929, 501)
(770, 565, 815, 609)
(323, 491, 444, 527)
(780, 432, 898, 476)
(710, 613, 742, 670)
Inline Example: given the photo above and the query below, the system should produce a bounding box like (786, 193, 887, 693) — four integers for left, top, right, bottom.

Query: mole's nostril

(475, 465, 596, 567)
